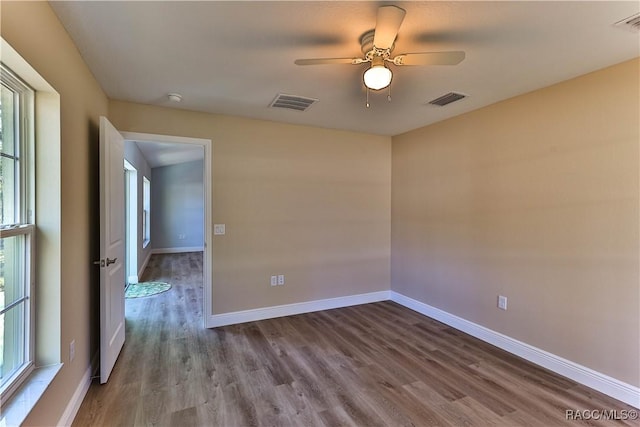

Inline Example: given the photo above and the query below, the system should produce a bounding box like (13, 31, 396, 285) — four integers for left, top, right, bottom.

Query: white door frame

(121, 131, 213, 327)
(124, 160, 138, 284)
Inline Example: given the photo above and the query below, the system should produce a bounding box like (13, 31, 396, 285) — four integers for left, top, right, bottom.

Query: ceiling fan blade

(295, 58, 364, 65)
(373, 5, 406, 50)
(392, 51, 466, 66)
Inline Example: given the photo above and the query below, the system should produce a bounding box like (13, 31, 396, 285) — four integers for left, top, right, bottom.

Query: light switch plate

(498, 295, 507, 310)
(214, 224, 226, 235)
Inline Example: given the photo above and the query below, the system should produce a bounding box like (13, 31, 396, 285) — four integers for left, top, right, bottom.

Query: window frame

(0, 63, 36, 403)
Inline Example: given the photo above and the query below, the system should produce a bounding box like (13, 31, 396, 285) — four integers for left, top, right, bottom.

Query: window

(142, 176, 150, 247)
(0, 64, 35, 401)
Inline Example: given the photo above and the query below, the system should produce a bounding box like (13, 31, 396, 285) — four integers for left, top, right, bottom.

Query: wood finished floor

(73, 252, 636, 426)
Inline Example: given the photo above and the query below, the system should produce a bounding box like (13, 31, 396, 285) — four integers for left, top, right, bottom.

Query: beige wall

(1, 1, 109, 425)
(391, 59, 640, 386)
(108, 101, 392, 314)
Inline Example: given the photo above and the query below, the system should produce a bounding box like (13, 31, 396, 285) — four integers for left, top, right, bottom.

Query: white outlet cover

(498, 295, 508, 310)
(277, 274, 285, 285)
(214, 224, 226, 235)
(270, 276, 278, 286)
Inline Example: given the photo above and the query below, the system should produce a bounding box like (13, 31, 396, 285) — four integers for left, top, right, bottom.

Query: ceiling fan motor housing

(360, 30, 394, 57)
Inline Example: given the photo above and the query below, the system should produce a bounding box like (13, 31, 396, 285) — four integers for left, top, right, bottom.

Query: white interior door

(99, 116, 126, 383)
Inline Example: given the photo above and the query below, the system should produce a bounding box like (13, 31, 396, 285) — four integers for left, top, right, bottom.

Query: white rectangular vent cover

(614, 13, 640, 32)
(428, 92, 467, 107)
(270, 94, 318, 111)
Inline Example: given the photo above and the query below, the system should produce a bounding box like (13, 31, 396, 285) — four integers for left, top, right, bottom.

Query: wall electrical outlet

(214, 224, 226, 235)
(70, 340, 75, 362)
(178, 233, 186, 240)
(277, 274, 285, 286)
(498, 295, 508, 310)
(270, 275, 278, 286)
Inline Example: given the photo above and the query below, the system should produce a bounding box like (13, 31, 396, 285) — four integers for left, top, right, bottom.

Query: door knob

(106, 257, 117, 266)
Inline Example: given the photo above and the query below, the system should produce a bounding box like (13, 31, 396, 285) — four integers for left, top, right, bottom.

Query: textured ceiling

(51, 1, 639, 137)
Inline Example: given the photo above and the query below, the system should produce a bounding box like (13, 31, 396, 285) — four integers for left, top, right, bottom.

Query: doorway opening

(121, 132, 212, 329)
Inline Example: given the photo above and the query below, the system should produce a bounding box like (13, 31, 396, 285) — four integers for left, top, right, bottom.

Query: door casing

(121, 131, 213, 328)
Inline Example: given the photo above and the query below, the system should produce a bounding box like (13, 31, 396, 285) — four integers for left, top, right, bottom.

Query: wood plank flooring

(73, 252, 637, 426)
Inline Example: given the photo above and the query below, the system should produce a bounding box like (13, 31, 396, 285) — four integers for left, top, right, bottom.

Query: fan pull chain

(365, 87, 393, 107)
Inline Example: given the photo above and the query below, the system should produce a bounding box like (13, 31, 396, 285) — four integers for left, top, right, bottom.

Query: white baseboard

(390, 291, 640, 409)
(152, 246, 204, 255)
(127, 275, 139, 284)
(57, 351, 99, 426)
(207, 290, 390, 328)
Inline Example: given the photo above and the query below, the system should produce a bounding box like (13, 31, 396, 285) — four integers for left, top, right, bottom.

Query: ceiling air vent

(614, 13, 640, 33)
(428, 92, 467, 107)
(269, 94, 318, 111)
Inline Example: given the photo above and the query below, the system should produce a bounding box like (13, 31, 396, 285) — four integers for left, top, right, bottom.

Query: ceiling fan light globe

(363, 65, 392, 90)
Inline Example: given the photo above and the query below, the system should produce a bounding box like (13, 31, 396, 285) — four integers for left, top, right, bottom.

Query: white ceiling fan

(295, 5, 465, 104)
